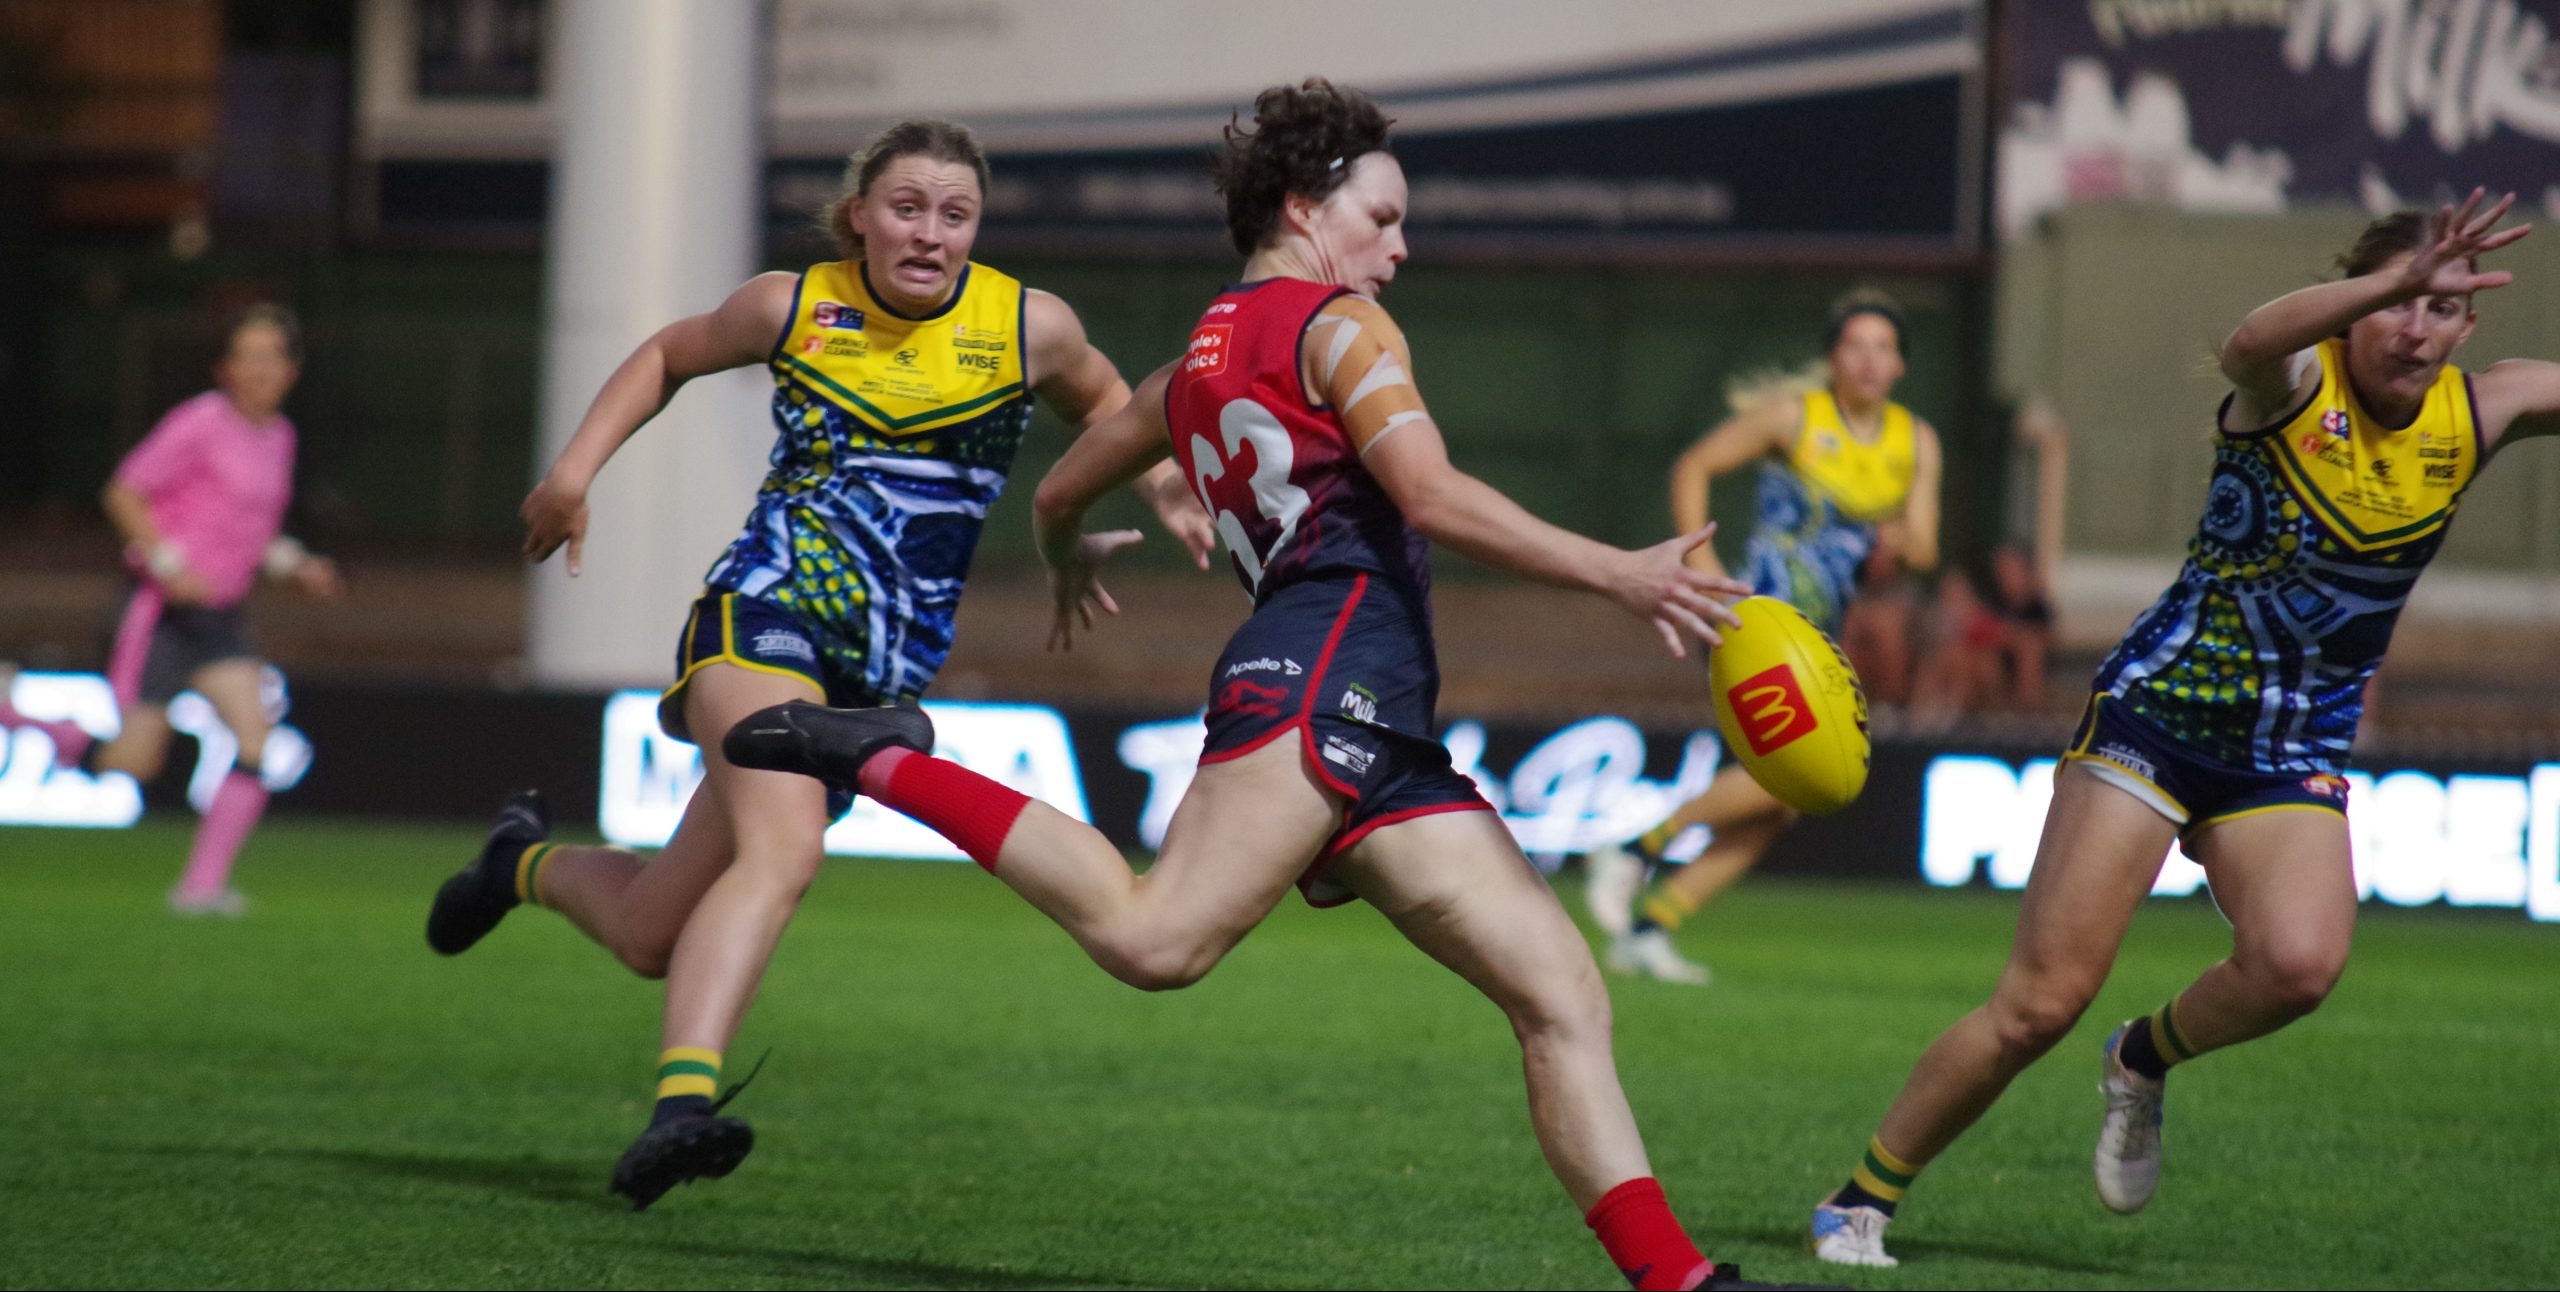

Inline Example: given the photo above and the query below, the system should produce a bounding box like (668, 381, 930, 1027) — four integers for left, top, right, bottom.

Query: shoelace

(708, 1049, 771, 1114)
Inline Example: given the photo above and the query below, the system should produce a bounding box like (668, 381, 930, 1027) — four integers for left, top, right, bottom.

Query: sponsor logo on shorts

(812, 300, 865, 330)
(751, 630, 818, 664)
(1213, 678, 1287, 719)
(1338, 683, 1378, 724)
(1222, 656, 1302, 679)
(1726, 664, 1816, 756)
(2302, 773, 2349, 800)
(1322, 735, 1375, 775)
(2096, 742, 2157, 783)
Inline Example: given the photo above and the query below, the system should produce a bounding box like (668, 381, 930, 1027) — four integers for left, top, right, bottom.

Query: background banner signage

(1999, 0, 2560, 238)
(357, 0, 1983, 252)
(10, 672, 2552, 925)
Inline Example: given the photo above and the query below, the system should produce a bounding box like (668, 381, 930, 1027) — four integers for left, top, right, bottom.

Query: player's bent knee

(1102, 941, 1222, 993)
(2247, 943, 2346, 1016)
(616, 941, 673, 981)
(1988, 984, 2093, 1060)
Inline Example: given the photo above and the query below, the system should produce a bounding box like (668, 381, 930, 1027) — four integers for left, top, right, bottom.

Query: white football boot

(1581, 843, 1646, 938)
(1603, 928, 1710, 985)
(1807, 1196, 1898, 1268)
(2093, 1021, 2166, 1213)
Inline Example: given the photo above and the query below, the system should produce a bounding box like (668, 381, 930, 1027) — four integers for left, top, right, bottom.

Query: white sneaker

(2094, 1021, 2165, 1213)
(1581, 844, 1645, 938)
(1808, 1199, 1898, 1268)
(1603, 928, 1710, 984)
(169, 888, 248, 918)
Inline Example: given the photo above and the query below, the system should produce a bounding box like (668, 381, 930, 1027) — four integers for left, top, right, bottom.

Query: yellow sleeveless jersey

(700, 259, 1036, 702)
(1742, 388, 1918, 633)
(2095, 338, 2481, 773)
(1789, 389, 1917, 523)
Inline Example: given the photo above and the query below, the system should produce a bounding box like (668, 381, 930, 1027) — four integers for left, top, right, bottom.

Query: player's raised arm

(2219, 189, 2525, 429)
(1665, 396, 1798, 579)
(1316, 295, 1748, 655)
(1025, 288, 1216, 568)
(523, 270, 797, 574)
(1031, 362, 1180, 649)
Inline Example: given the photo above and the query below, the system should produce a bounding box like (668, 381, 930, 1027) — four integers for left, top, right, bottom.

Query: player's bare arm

(522, 270, 797, 574)
(2220, 189, 2524, 428)
(1899, 419, 1943, 572)
(2474, 359, 2560, 449)
(1666, 397, 1798, 579)
(1317, 295, 1746, 655)
(1031, 362, 1180, 650)
(1026, 288, 1215, 568)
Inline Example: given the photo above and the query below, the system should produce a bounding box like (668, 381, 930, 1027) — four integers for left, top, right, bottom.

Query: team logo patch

(751, 630, 818, 664)
(812, 300, 865, 331)
(2321, 409, 2350, 436)
(1727, 664, 1817, 756)
(2302, 773, 2349, 800)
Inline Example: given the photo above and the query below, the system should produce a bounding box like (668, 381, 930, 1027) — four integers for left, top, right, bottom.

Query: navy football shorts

(135, 601, 258, 704)
(1201, 572, 1493, 905)
(663, 589, 880, 819)
(2062, 692, 2350, 832)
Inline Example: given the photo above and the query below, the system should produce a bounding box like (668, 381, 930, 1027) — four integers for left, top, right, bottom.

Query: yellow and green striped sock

(2119, 1000, 2193, 1080)
(1637, 820, 1681, 858)
(1840, 1135, 1920, 1216)
(512, 843, 557, 908)
(653, 1046, 721, 1125)
(1635, 885, 1700, 935)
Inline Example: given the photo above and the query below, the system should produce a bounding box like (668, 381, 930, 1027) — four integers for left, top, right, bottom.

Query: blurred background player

(1585, 290, 1943, 983)
(722, 80, 1824, 1292)
(1806, 193, 2554, 1269)
(421, 119, 1212, 1208)
(78, 303, 343, 916)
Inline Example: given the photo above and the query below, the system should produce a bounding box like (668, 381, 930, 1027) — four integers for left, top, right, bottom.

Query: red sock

(1584, 1177, 1712, 1291)
(857, 747, 1029, 872)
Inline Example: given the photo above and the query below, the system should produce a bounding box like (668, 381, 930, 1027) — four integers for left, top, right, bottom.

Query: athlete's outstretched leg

(2160, 810, 2354, 1056)
(1810, 766, 2173, 1263)
(1337, 809, 1719, 1290)
(169, 658, 274, 912)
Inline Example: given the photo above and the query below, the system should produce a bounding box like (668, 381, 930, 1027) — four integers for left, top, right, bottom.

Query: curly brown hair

(819, 118, 992, 259)
(1209, 78, 1393, 256)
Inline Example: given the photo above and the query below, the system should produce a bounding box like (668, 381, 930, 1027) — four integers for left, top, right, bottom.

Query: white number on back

(1186, 398, 1313, 591)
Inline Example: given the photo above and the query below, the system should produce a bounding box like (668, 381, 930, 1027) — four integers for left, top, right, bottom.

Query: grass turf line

(3, 818, 2555, 1290)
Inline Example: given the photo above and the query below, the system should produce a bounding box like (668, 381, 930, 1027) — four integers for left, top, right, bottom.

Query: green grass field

(5, 818, 2554, 1290)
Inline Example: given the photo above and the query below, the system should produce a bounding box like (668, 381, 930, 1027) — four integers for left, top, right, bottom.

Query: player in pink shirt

(88, 304, 343, 914)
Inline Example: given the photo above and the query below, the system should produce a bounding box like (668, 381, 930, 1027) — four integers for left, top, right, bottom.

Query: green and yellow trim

(513, 843, 557, 908)
(663, 593, 827, 713)
(1849, 1136, 1920, 1203)
(656, 1046, 722, 1101)
(2197, 800, 2346, 829)
(774, 352, 1026, 438)
(2149, 1002, 2196, 1066)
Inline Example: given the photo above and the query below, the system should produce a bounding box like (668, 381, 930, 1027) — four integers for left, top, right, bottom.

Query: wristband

(262, 536, 310, 580)
(127, 541, 188, 581)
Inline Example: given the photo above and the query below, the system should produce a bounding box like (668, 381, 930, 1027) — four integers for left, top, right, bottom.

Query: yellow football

(1705, 596, 1870, 814)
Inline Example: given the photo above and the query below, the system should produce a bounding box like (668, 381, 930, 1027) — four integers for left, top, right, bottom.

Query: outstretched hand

(2405, 188, 2531, 298)
(1047, 528, 1145, 651)
(521, 477, 591, 576)
(1613, 525, 1751, 657)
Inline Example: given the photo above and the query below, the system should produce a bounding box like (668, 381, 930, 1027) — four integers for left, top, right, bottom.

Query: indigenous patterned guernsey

(1742, 388, 1917, 634)
(703, 260, 1033, 702)
(2093, 338, 2482, 774)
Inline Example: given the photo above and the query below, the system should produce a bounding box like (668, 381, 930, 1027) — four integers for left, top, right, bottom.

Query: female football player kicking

(1805, 191, 2553, 1268)
(725, 80, 1846, 1292)
(1584, 290, 1943, 983)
